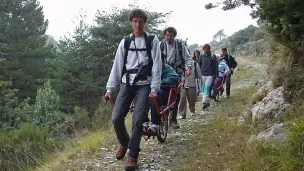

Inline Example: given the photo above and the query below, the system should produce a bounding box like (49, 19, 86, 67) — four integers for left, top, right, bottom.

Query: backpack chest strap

(128, 48, 148, 51)
(126, 69, 139, 74)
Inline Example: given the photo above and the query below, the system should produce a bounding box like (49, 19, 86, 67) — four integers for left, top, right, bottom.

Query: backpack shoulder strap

(211, 53, 215, 60)
(177, 40, 183, 58)
(229, 55, 235, 60)
(160, 40, 165, 53)
(144, 32, 155, 67)
(177, 39, 186, 66)
(124, 35, 132, 55)
(124, 35, 132, 48)
(122, 35, 133, 77)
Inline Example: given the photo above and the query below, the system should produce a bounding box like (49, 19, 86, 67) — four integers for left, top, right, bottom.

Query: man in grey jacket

(104, 9, 162, 170)
(160, 27, 193, 128)
(178, 58, 201, 119)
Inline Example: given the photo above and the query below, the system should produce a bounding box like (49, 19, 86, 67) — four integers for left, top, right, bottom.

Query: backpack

(211, 53, 216, 60)
(160, 39, 189, 70)
(122, 32, 155, 86)
(201, 53, 216, 61)
(223, 54, 237, 69)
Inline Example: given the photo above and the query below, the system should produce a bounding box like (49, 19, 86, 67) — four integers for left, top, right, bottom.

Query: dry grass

(251, 89, 268, 104)
(171, 87, 269, 171)
(31, 126, 113, 170)
(32, 116, 132, 171)
(169, 56, 271, 171)
(170, 55, 304, 171)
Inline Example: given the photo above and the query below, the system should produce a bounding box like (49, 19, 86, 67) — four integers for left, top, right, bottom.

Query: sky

(39, 0, 258, 45)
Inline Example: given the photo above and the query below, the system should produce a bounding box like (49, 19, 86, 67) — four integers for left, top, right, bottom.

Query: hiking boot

(226, 95, 230, 99)
(190, 112, 195, 117)
(143, 122, 149, 132)
(178, 115, 186, 119)
(115, 145, 128, 160)
(147, 124, 159, 133)
(202, 103, 210, 110)
(124, 156, 138, 171)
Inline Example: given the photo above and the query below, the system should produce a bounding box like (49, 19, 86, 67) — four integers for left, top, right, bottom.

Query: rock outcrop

(252, 86, 290, 121)
(256, 123, 287, 142)
(248, 123, 288, 146)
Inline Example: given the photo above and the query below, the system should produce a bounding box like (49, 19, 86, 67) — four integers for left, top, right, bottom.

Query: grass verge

(171, 86, 268, 171)
(32, 116, 132, 171)
(170, 55, 304, 171)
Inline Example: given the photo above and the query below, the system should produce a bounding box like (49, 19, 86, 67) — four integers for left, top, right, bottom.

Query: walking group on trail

(104, 8, 237, 171)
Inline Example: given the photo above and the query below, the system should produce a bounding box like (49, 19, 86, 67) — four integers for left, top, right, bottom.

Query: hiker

(104, 9, 162, 170)
(198, 44, 218, 110)
(221, 47, 237, 99)
(193, 49, 200, 62)
(211, 56, 230, 101)
(144, 53, 179, 133)
(193, 49, 202, 97)
(160, 27, 193, 127)
(178, 50, 202, 119)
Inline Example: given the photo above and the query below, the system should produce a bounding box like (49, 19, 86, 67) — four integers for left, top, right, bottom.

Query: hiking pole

(177, 74, 188, 90)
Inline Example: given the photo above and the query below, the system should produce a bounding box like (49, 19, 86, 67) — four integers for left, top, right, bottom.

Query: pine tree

(0, 0, 55, 101)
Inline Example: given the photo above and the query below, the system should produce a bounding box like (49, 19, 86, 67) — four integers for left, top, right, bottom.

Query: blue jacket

(218, 59, 230, 78)
(160, 64, 180, 90)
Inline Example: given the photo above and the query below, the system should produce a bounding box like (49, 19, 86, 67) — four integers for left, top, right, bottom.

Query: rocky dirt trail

(65, 108, 219, 171)
(64, 57, 267, 171)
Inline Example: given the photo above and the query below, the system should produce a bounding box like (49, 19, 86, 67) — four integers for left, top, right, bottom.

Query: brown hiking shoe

(115, 145, 128, 160)
(124, 156, 138, 171)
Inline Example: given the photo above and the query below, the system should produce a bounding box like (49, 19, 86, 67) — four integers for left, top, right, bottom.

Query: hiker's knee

(132, 112, 146, 128)
(112, 112, 123, 126)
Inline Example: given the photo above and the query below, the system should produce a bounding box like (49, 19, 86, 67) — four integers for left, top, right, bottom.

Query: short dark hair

(164, 27, 177, 37)
(128, 9, 148, 23)
(222, 47, 227, 51)
(202, 44, 211, 49)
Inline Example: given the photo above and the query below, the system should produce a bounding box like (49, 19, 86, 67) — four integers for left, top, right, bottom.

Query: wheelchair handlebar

(104, 74, 188, 115)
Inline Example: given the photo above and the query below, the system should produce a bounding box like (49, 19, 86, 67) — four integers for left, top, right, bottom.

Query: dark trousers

(169, 86, 180, 123)
(212, 77, 223, 97)
(111, 83, 150, 158)
(150, 89, 169, 125)
(226, 74, 231, 96)
(166, 67, 183, 123)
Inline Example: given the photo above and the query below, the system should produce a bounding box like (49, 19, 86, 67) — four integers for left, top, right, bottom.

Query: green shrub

(33, 81, 64, 131)
(0, 81, 34, 130)
(268, 44, 304, 99)
(287, 120, 304, 168)
(91, 99, 113, 130)
(284, 65, 304, 99)
(74, 106, 91, 130)
(0, 123, 62, 170)
(256, 101, 304, 171)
